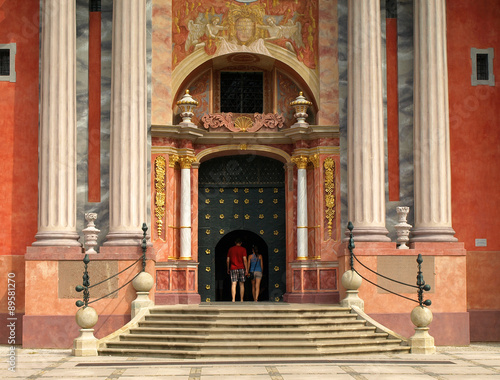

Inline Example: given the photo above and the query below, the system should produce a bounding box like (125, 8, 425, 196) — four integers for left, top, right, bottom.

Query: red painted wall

(0, 0, 39, 257)
(447, 0, 500, 330)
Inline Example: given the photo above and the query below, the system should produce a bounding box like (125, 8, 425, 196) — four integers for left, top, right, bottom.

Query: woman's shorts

(253, 271, 263, 279)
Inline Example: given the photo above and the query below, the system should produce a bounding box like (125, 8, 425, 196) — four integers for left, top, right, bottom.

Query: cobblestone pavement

(1, 343, 500, 379)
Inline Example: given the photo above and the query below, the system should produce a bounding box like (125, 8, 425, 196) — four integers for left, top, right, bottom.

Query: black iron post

(416, 254, 432, 306)
(141, 223, 148, 272)
(75, 254, 90, 308)
(347, 221, 354, 270)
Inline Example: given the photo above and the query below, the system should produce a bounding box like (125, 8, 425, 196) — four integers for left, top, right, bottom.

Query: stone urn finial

(176, 89, 199, 125)
(289, 91, 312, 126)
(395, 207, 412, 249)
(83, 213, 100, 254)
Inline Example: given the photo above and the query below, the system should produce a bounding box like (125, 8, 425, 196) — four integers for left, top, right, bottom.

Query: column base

(104, 231, 145, 246)
(411, 227, 458, 242)
(32, 231, 82, 247)
(344, 226, 391, 242)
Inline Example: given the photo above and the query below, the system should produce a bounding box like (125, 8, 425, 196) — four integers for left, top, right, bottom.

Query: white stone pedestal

(72, 329, 98, 356)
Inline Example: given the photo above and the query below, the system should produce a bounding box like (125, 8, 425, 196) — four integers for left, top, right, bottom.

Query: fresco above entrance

(172, 0, 318, 70)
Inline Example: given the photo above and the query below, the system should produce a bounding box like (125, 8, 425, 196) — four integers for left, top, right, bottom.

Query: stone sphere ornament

(411, 305, 433, 328)
(75, 306, 98, 329)
(341, 269, 362, 290)
(132, 271, 154, 292)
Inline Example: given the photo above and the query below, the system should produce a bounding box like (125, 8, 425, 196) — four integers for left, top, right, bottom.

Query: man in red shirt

(226, 238, 248, 302)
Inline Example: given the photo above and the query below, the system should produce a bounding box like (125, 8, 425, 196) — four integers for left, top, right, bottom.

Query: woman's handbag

(248, 272, 254, 280)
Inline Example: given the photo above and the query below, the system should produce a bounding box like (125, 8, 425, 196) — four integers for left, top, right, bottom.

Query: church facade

(0, 0, 499, 348)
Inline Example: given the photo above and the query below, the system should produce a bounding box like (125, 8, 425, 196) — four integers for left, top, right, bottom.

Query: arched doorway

(197, 154, 286, 302)
(214, 230, 268, 302)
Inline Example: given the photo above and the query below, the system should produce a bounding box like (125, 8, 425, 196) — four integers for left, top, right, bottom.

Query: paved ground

(1, 343, 499, 379)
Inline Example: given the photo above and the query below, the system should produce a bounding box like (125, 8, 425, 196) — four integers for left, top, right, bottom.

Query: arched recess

(172, 50, 318, 127)
(196, 144, 292, 165)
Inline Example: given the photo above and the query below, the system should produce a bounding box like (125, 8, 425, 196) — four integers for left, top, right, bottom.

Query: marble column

(34, 0, 80, 246)
(179, 157, 195, 260)
(292, 156, 309, 259)
(347, 0, 390, 241)
(412, 0, 457, 242)
(105, 0, 148, 246)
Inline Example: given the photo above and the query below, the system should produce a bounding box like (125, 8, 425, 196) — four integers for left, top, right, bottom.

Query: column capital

(291, 155, 309, 170)
(179, 156, 196, 169)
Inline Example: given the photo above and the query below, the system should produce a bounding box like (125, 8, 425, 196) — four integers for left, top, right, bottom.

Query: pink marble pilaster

(317, 0, 339, 125)
(152, 0, 173, 124)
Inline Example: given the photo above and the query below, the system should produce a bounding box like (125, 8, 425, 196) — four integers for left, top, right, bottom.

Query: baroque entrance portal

(198, 155, 286, 302)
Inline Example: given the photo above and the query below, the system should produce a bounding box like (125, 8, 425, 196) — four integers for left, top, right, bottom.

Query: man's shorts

(230, 268, 246, 282)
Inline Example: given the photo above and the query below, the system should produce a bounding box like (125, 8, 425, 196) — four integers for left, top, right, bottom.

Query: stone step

(138, 318, 367, 328)
(129, 324, 378, 336)
(105, 338, 402, 352)
(99, 344, 411, 359)
(119, 331, 392, 343)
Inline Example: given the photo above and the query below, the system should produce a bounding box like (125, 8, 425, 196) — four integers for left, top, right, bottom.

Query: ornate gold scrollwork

(324, 157, 336, 237)
(179, 155, 196, 169)
(154, 156, 166, 238)
(309, 154, 320, 169)
(169, 154, 179, 168)
(234, 116, 253, 132)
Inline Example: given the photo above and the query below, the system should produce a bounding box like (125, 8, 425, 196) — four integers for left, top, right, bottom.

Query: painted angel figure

(258, 15, 304, 52)
(185, 15, 206, 51)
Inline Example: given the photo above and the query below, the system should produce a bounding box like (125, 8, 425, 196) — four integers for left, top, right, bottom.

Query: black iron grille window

(0, 49, 10, 76)
(89, 0, 101, 12)
(477, 53, 489, 81)
(220, 71, 263, 114)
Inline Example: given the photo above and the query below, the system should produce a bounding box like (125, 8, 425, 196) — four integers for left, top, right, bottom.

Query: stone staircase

(98, 304, 410, 358)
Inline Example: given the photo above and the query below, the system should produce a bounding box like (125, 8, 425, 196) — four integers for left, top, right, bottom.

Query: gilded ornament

(244, 199, 249, 204)
(179, 155, 196, 169)
(275, 297, 280, 302)
(154, 156, 166, 238)
(220, 229, 224, 234)
(259, 199, 264, 204)
(219, 214, 224, 219)
(206, 267, 211, 272)
(205, 214, 210, 219)
(245, 214, 250, 220)
(259, 188, 264, 193)
(274, 266, 280, 271)
(205, 188, 210, 193)
(259, 214, 264, 219)
(274, 230, 279, 236)
(233, 188, 239, 193)
(291, 155, 309, 170)
(273, 199, 278, 204)
(205, 285, 211, 290)
(234, 199, 239, 204)
(274, 248, 279, 253)
(234, 214, 239, 219)
(219, 199, 224, 204)
(206, 229, 211, 235)
(324, 157, 336, 237)
(275, 283, 280, 288)
(206, 298, 211, 302)
(274, 188, 278, 193)
(205, 199, 210, 204)
(260, 230, 264, 235)
(219, 188, 224, 193)
(169, 154, 179, 168)
(273, 214, 278, 219)
(234, 116, 253, 132)
(309, 154, 320, 168)
(205, 249, 211, 254)
(244, 188, 249, 193)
